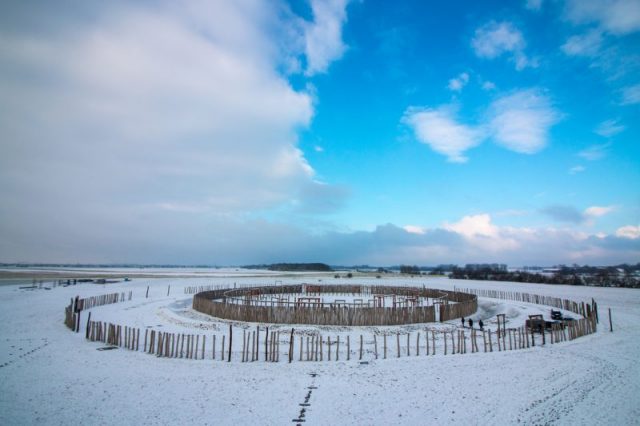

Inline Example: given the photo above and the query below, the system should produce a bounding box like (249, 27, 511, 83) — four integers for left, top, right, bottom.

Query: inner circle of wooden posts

(192, 284, 478, 326)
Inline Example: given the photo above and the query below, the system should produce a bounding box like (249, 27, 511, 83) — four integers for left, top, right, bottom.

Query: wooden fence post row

(74, 286, 599, 363)
(81, 315, 597, 363)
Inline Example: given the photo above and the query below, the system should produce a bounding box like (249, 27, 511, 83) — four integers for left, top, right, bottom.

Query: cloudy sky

(1, 0, 639, 266)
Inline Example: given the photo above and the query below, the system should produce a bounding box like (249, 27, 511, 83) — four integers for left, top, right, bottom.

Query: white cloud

(304, 0, 350, 76)
(0, 3, 316, 211)
(482, 81, 496, 91)
(561, 29, 603, 56)
(525, 0, 543, 11)
(541, 204, 616, 224)
(0, 1, 355, 262)
(471, 21, 534, 70)
(565, 0, 640, 35)
(444, 214, 519, 252)
(488, 89, 559, 154)
(445, 214, 499, 239)
(403, 225, 426, 235)
(620, 84, 640, 105)
(578, 142, 610, 160)
(405, 88, 559, 161)
(447, 72, 470, 92)
(403, 107, 483, 163)
(314, 145, 324, 152)
(569, 165, 586, 174)
(584, 205, 616, 218)
(595, 119, 625, 137)
(472, 22, 524, 58)
(616, 225, 640, 239)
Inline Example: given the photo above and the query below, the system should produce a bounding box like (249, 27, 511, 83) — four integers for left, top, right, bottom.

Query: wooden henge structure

(65, 283, 602, 364)
(191, 284, 478, 326)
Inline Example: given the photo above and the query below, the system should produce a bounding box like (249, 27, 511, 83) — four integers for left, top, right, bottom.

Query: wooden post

(146, 286, 149, 298)
(289, 328, 295, 363)
(432, 330, 435, 355)
(264, 326, 269, 361)
(444, 331, 448, 355)
(488, 330, 493, 352)
(336, 335, 340, 361)
(246, 333, 250, 360)
(85, 312, 92, 339)
(416, 332, 420, 356)
(609, 308, 613, 332)
(425, 330, 429, 355)
(305, 336, 310, 361)
(242, 330, 246, 362)
(253, 329, 257, 361)
(347, 335, 350, 361)
(383, 334, 387, 359)
(374, 334, 378, 359)
(359, 335, 363, 360)
(213, 335, 216, 360)
(221, 335, 225, 361)
(167, 285, 170, 296)
(228, 324, 232, 362)
(406, 333, 410, 356)
(531, 326, 535, 347)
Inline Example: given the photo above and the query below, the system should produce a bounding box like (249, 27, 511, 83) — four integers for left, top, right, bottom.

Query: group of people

(461, 316, 483, 330)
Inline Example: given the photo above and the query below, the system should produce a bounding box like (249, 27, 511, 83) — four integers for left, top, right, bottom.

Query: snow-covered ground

(0, 273, 638, 425)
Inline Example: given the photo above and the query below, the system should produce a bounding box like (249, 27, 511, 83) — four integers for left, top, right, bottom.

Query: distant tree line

(399, 265, 421, 275)
(449, 264, 640, 288)
(242, 263, 332, 272)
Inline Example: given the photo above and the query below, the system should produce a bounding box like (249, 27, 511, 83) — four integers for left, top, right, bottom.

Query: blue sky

(0, 0, 638, 266)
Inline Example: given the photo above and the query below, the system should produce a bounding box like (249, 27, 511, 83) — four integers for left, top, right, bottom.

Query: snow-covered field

(1, 272, 638, 425)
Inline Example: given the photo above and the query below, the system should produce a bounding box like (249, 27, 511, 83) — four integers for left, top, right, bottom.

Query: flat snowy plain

(1, 270, 638, 425)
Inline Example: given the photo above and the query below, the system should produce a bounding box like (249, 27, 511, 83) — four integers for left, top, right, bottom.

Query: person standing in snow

(461, 317, 465, 327)
(468, 318, 473, 328)
(479, 320, 484, 330)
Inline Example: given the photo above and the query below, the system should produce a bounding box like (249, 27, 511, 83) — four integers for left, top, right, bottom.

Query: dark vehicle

(525, 314, 558, 332)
